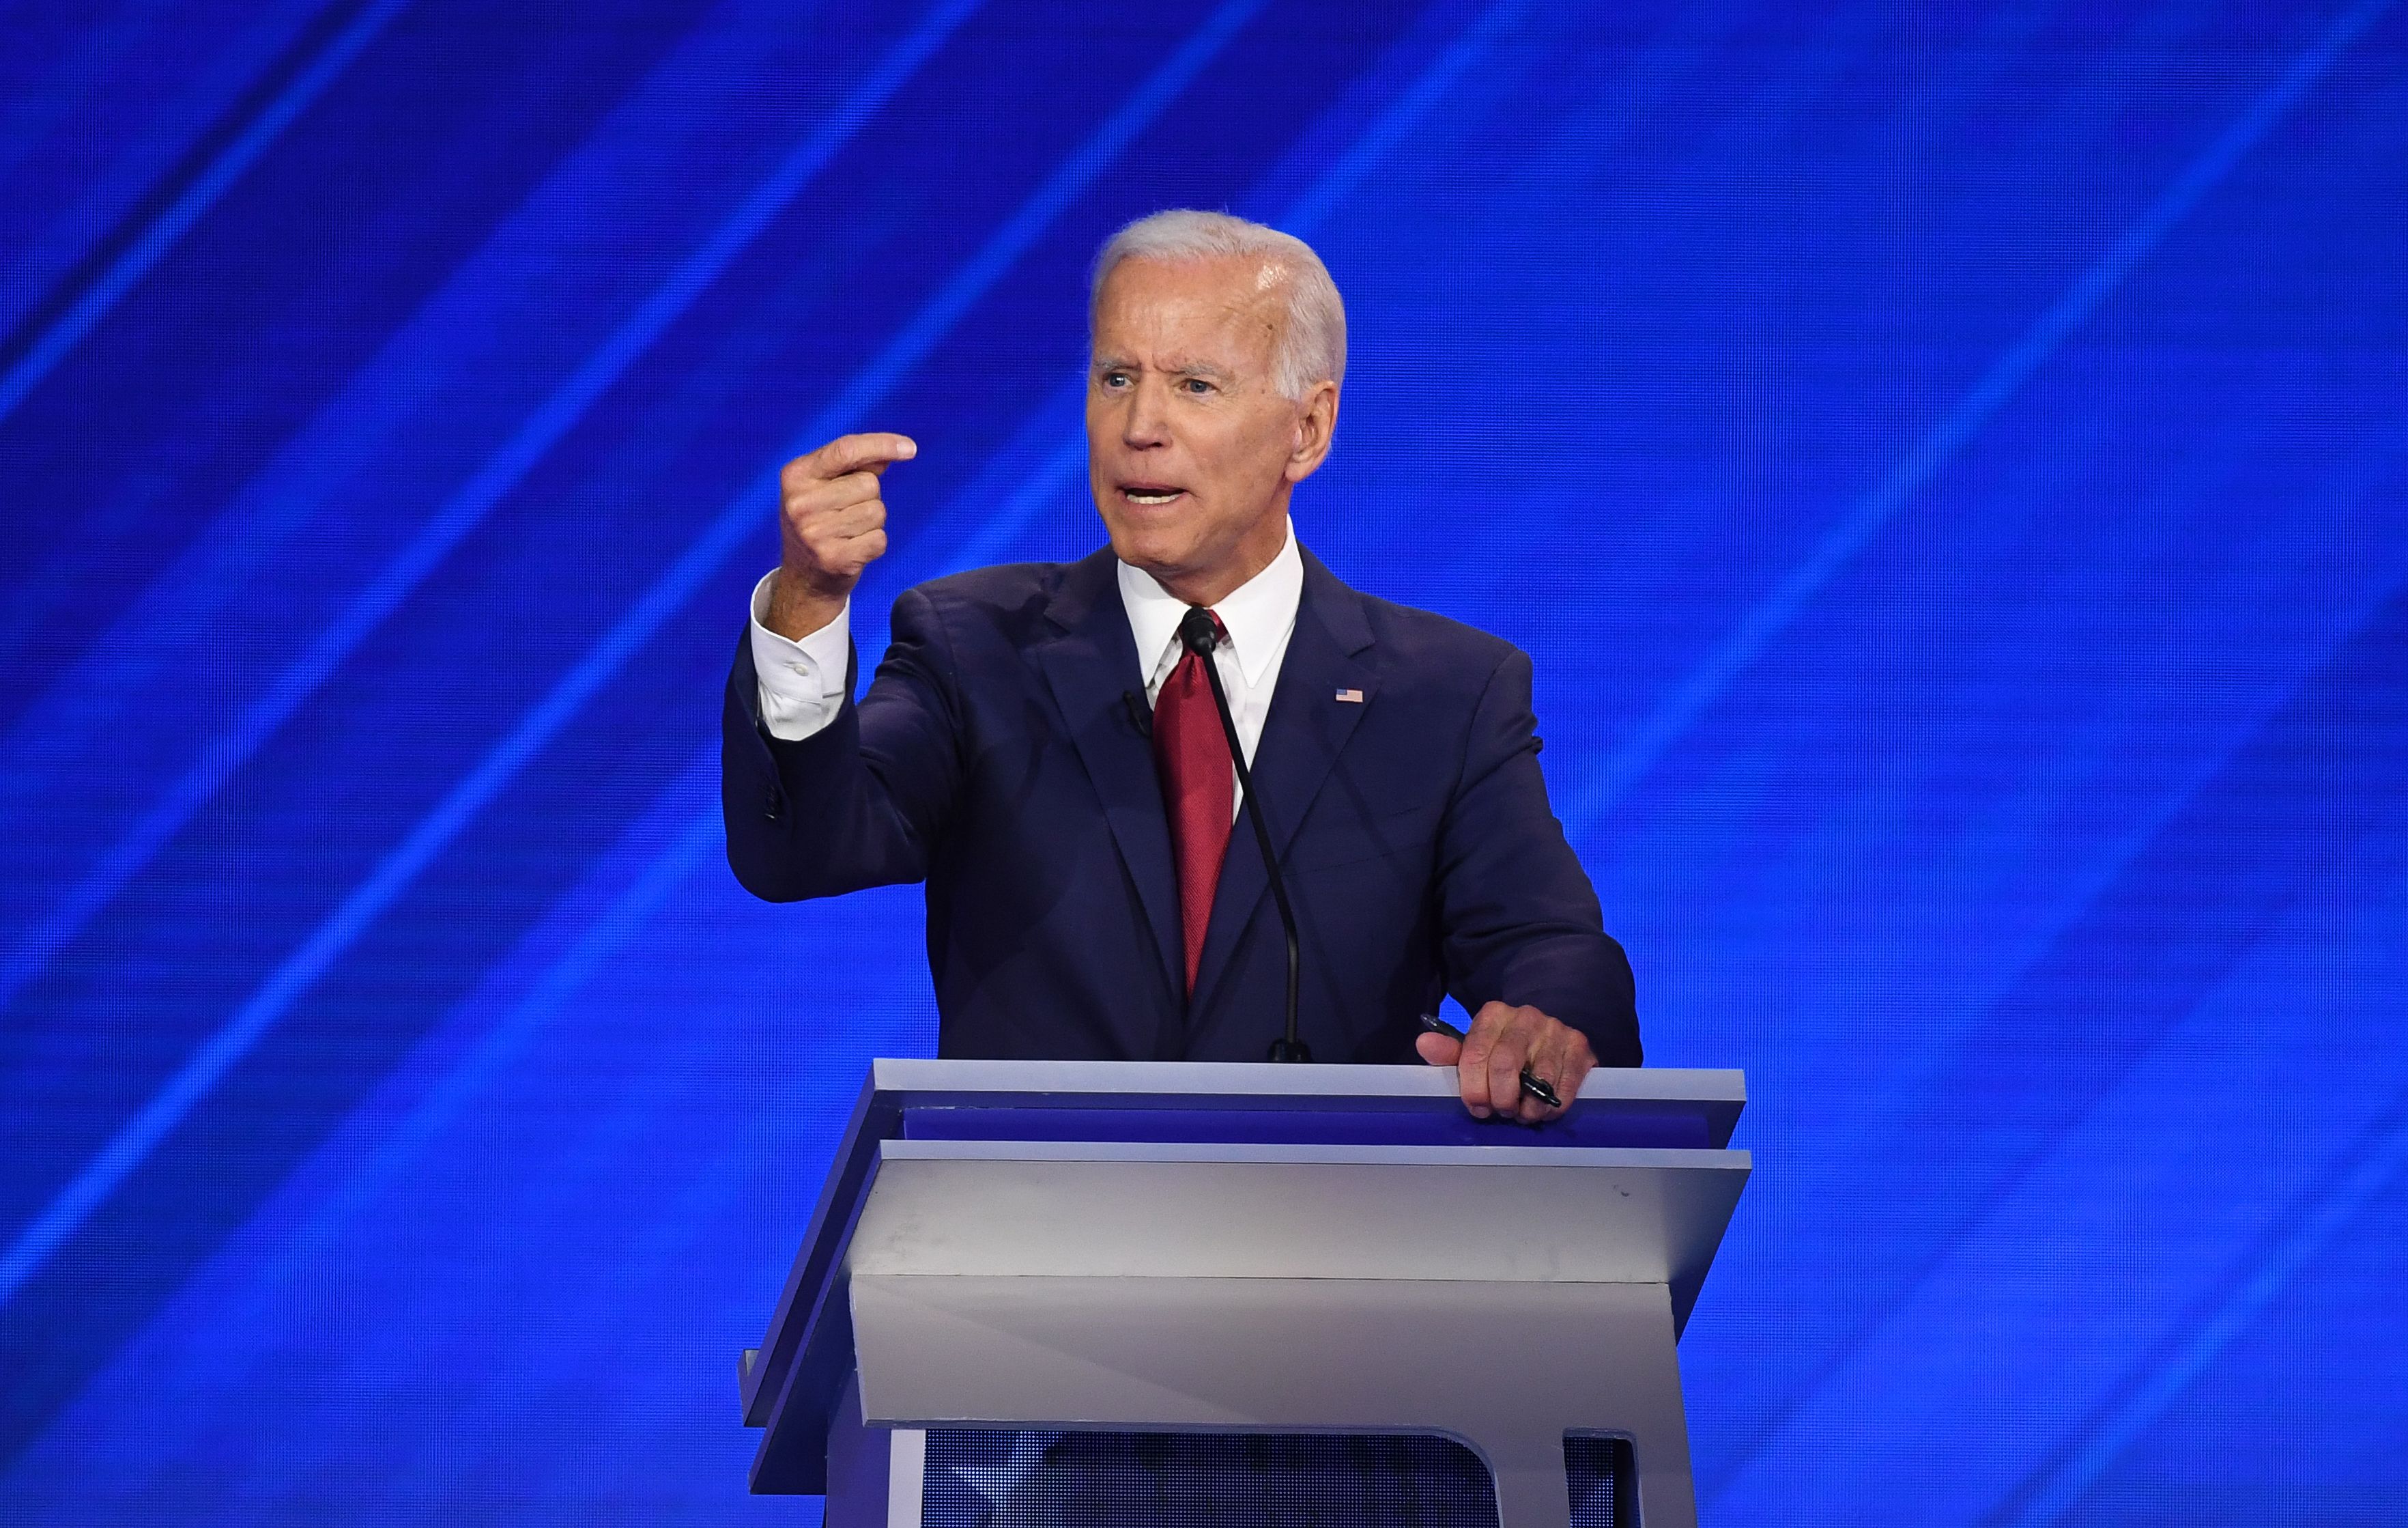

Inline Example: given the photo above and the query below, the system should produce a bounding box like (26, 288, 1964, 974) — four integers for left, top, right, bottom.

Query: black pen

(1418, 1013, 1563, 1111)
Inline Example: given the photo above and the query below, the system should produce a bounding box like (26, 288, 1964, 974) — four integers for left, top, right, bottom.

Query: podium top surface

(859, 1056, 1745, 1109)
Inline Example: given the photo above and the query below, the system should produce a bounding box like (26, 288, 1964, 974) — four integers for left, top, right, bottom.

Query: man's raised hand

(766, 432, 916, 640)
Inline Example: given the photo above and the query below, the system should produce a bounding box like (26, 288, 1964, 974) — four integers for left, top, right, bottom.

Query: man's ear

(1285, 380, 1340, 482)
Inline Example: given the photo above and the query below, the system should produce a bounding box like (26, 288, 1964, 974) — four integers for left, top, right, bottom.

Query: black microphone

(1179, 606, 1309, 1064)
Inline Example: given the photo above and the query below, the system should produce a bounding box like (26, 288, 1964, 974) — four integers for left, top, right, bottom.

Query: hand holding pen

(1416, 1002, 1596, 1124)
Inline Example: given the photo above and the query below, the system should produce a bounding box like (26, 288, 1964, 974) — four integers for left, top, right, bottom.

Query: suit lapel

(1190, 551, 1377, 1017)
(1033, 551, 1186, 1022)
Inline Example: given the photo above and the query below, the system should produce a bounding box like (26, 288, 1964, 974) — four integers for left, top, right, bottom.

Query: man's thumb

(1415, 1032, 1461, 1066)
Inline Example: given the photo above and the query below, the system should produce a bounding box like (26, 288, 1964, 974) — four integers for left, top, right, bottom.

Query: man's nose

(1121, 377, 1171, 447)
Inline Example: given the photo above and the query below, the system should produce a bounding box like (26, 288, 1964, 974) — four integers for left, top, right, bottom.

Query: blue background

(2, 1, 2403, 1523)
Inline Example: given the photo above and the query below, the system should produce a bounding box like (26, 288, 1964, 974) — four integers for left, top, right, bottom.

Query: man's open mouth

(1119, 483, 1186, 506)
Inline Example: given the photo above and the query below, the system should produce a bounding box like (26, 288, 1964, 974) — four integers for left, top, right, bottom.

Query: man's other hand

(766, 431, 916, 640)
(1415, 1001, 1596, 1124)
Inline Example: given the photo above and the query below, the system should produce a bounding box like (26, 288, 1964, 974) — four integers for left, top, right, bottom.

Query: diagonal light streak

(1280, 0, 1530, 235)
(0, 0, 986, 1018)
(205, 764, 728, 1344)
(1680, 2, 2398, 1495)
(0, 0, 410, 427)
(1556, 0, 2396, 838)
(1699, 534, 2408, 1518)
(1995, 1099, 2408, 1527)
(0, 2, 319, 341)
(0, 0, 1266, 1310)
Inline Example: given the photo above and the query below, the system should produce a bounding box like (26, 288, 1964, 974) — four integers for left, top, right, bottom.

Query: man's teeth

(1126, 489, 1181, 505)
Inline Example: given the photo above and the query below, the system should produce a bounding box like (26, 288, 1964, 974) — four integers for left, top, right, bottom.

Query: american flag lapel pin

(1334, 688, 1364, 704)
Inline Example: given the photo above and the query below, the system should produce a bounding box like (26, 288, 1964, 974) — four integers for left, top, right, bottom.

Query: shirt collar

(1117, 519, 1302, 689)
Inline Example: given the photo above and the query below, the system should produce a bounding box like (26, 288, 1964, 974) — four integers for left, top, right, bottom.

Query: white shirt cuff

(748, 569, 852, 742)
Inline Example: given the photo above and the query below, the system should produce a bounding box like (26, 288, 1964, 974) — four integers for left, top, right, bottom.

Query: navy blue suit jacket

(721, 546, 1639, 1066)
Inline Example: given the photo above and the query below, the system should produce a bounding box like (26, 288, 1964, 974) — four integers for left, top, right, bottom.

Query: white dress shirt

(749, 523, 1304, 802)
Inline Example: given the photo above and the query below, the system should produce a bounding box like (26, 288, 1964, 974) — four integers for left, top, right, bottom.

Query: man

(721, 210, 1637, 1122)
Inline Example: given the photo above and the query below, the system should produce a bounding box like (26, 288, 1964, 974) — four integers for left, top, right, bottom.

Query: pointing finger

(808, 431, 918, 479)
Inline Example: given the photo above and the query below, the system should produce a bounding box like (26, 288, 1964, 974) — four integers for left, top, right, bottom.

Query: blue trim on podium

(900, 1103, 1715, 1150)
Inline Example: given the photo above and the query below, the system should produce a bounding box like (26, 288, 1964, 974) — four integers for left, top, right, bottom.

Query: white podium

(741, 1060, 1748, 1527)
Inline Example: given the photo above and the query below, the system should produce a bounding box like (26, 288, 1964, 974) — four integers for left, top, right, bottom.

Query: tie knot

(1177, 606, 1226, 657)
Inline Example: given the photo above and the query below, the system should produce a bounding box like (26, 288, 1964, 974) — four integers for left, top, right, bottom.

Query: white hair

(1089, 209, 1347, 400)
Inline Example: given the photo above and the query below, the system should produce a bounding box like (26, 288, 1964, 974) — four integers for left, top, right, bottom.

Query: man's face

(1086, 255, 1335, 603)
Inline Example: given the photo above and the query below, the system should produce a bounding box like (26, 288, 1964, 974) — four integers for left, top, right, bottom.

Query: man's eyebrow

(1089, 355, 1235, 380)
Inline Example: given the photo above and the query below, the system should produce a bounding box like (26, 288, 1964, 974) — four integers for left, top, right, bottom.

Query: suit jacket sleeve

(1434, 647, 1642, 1065)
(721, 585, 966, 901)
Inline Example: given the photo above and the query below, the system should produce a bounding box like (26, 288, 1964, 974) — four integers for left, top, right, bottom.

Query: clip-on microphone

(1179, 607, 1309, 1064)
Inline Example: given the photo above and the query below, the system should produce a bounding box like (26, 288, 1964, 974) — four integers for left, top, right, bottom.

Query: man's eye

(1182, 378, 1213, 395)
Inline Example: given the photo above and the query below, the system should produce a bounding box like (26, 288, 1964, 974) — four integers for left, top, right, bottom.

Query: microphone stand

(1179, 608, 1309, 1063)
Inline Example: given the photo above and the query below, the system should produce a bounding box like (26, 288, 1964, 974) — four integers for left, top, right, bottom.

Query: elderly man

(721, 210, 1637, 1121)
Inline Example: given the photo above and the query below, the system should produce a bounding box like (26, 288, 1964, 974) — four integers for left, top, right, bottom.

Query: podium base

(831, 1274, 1695, 1528)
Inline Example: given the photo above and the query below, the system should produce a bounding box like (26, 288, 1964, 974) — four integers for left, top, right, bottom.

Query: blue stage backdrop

(2, 1, 2403, 1523)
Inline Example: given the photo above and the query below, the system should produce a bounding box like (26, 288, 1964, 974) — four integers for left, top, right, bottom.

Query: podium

(740, 1060, 1748, 1528)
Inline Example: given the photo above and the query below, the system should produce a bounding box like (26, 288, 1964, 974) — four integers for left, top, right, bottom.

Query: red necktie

(1153, 610, 1233, 993)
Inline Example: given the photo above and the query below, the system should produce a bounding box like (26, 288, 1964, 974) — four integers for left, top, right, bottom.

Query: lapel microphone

(1180, 606, 1309, 1064)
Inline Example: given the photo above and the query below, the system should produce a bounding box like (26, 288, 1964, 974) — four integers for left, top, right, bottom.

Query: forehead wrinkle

(1093, 261, 1282, 376)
